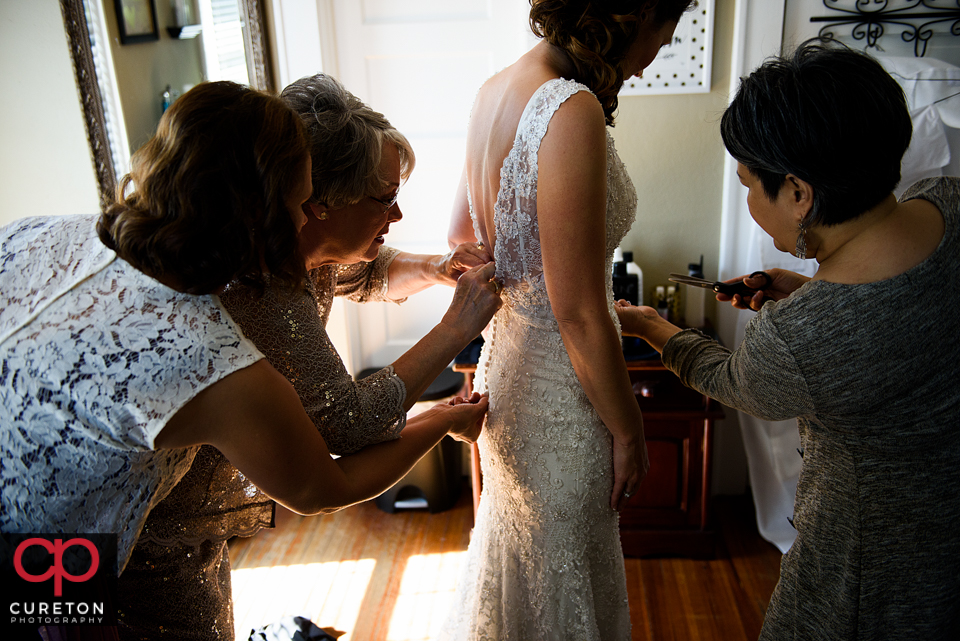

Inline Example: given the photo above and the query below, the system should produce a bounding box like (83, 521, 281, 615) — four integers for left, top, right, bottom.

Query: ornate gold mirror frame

(59, 0, 275, 209)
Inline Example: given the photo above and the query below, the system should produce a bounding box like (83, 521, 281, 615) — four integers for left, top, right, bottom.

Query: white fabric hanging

(732, 209, 815, 553)
(716, 0, 797, 553)
(876, 55, 960, 128)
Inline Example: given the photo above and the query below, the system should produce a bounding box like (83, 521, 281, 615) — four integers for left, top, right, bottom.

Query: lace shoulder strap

(491, 78, 593, 287)
(0, 215, 115, 345)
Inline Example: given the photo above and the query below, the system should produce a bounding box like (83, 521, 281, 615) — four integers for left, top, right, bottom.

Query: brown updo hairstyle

(97, 81, 310, 295)
(530, 0, 696, 125)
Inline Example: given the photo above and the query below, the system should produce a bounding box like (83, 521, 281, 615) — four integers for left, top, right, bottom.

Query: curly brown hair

(97, 81, 310, 295)
(530, 0, 696, 125)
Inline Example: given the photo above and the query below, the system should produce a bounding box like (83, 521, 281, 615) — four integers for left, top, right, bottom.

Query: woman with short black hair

(617, 40, 960, 639)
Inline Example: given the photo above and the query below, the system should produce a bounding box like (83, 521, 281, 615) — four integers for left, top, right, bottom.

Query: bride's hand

(611, 438, 649, 511)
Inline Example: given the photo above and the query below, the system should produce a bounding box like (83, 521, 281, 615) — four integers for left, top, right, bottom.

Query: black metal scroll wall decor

(811, 0, 960, 57)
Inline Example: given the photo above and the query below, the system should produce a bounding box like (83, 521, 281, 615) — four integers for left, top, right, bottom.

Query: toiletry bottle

(161, 85, 172, 113)
(612, 260, 639, 305)
(621, 251, 644, 305)
(685, 255, 706, 328)
(655, 286, 669, 320)
(667, 285, 679, 322)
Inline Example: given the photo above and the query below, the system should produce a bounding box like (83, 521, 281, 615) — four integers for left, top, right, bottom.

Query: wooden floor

(229, 491, 782, 641)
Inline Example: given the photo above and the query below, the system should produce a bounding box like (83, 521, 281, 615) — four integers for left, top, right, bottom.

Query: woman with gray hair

(116, 74, 501, 641)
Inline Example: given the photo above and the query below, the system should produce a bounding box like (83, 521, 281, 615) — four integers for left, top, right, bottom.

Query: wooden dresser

(454, 357, 723, 559)
(619, 359, 723, 558)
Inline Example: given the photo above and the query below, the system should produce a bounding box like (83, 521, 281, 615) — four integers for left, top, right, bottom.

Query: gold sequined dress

(117, 248, 408, 641)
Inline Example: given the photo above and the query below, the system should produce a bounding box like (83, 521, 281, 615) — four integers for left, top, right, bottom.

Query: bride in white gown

(442, 1, 694, 639)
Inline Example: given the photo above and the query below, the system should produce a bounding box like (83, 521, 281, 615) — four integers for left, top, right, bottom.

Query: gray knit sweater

(663, 177, 960, 640)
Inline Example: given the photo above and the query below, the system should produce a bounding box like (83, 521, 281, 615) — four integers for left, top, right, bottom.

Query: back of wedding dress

(440, 78, 636, 641)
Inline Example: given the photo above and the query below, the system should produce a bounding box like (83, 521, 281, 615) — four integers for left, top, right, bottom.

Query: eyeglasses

(368, 188, 399, 214)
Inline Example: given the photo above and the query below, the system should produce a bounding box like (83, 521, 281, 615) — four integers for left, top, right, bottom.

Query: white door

(322, 0, 536, 373)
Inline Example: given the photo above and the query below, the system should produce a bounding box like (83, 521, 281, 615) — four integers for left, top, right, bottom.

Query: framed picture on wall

(114, 0, 159, 44)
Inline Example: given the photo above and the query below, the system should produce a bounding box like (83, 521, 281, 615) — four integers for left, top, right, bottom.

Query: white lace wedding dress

(440, 78, 637, 640)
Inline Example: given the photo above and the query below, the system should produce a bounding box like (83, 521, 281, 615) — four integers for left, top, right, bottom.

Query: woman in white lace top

(0, 82, 499, 613)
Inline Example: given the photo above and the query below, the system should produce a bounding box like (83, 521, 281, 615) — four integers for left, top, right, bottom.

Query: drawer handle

(633, 380, 659, 398)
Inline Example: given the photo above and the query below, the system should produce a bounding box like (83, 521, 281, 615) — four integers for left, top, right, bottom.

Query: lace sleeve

(220, 278, 406, 455)
(334, 246, 405, 304)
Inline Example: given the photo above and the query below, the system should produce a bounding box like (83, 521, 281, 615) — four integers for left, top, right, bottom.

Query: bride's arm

(537, 92, 648, 511)
(448, 165, 477, 249)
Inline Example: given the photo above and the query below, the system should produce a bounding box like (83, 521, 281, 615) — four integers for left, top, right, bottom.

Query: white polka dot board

(620, 0, 715, 96)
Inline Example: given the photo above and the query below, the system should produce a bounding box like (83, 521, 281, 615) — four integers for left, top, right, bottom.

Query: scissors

(668, 270, 772, 299)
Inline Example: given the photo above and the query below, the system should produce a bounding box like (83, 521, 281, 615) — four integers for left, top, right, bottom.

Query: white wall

(612, 0, 748, 494)
(612, 0, 734, 314)
(0, 0, 101, 229)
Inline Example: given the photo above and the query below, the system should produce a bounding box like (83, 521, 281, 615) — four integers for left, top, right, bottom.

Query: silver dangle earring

(795, 220, 808, 260)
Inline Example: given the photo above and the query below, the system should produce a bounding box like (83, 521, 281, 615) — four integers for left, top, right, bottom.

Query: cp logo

(14, 537, 100, 597)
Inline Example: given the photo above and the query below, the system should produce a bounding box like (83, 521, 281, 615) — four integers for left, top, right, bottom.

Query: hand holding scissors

(669, 270, 773, 301)
(670, 269, 810, 312)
